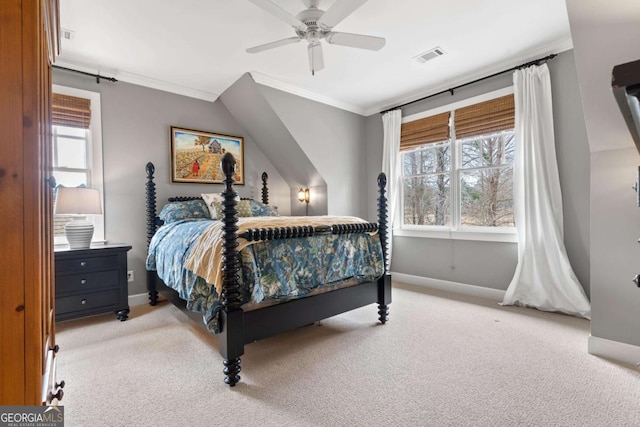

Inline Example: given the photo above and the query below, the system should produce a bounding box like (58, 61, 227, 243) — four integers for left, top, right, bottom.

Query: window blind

(400, 111, 450, 151)
(52, 93, 91, 129)
(454, 94, 514, 139)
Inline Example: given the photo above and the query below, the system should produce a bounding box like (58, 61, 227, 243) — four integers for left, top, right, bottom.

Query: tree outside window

(400, 93, 515, 231)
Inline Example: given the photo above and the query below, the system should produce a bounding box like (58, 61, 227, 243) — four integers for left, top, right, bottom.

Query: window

(52, 85, 104, 245)
(400, 89, 515, 238)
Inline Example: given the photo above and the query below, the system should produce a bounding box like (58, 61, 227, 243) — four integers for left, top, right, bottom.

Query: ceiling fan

(246, 0, 386, 75)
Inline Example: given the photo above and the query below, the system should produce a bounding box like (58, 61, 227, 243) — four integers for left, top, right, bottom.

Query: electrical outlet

(127, 270, 134, 283)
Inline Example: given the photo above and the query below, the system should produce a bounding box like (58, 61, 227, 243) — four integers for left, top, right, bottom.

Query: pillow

(201, 193, 245, 220)
(237, 200, 253, 218)
(249, 200, 279, 217)
(201, 193, 223, 219)
(158, 199, 210, 223)
(201, 193, 275, 219)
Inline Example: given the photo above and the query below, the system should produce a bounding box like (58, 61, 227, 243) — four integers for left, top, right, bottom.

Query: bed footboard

(216, 154, 391, 386)
(144, 154, 391, 387)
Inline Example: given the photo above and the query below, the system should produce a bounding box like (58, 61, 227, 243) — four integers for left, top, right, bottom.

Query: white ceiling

(57, 0, 573, 116)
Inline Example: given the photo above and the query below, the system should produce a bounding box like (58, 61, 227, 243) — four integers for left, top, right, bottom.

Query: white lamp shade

(54, 187, 102, 249)
(54, 187, 102, 215)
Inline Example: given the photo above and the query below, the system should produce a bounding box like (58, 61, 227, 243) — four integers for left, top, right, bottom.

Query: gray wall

(53, 47, 593, 307)
(365, 49, 591, 294)
(258, 84, 368, 217)
(566, 0, 640, 348)
(550, 50, 591, 296)
(53, 69, 288, 296)
(219, 73, 327, 216)
(590, 149, 640, 343)
(220, 74, 370, 217)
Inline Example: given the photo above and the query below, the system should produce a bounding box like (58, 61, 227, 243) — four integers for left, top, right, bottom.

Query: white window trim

(394, 226, 517, 243)
(397, 86, 516, 242)
(52, 84, 105, 246)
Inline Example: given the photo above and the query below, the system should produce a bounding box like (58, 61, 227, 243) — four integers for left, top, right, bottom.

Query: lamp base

(65, 218, 94, 249)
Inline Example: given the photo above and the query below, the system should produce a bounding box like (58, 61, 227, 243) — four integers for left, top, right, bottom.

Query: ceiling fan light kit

(247, 0, 385, 75)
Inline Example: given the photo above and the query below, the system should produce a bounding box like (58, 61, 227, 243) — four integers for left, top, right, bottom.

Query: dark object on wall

(612, 59, 640, 155)
(380, 53, 557, 114)
(53, 65, 117, 84)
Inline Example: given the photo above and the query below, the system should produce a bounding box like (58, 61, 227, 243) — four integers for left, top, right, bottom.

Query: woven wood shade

(52, 93, 91, 129)
(454, 94, 514, 139)
(400, 111, 450, 151)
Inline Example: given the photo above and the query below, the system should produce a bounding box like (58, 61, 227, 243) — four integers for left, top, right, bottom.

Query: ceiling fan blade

(308, 42, 324, 76)
(325, 31, 385, 50)
(248, 0, 308, 31)
(317, 0, 367, 29)
(246, 36, 302, 53)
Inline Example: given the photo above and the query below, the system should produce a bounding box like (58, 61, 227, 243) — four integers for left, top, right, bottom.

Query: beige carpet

(56, 283, 640, 427)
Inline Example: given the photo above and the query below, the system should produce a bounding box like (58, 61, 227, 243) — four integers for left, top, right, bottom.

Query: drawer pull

(80, 279, 87, 285)
(80, 261, 87, 267)
(81, 299, 87, 305)
(55, 380, 65, 389)
(48, 388, 64, 402)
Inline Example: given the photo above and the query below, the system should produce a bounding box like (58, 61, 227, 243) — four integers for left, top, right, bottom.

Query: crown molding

(250, 71, 367, 116)
(363, 37, 575, 116)
(54, 57, 220, 102)
(53, 37, 575, 118)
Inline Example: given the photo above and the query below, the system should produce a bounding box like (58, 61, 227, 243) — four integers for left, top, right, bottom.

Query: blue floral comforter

(146, 219, 384, 333)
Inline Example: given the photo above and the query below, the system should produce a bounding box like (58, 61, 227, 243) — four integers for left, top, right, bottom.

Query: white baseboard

(391, 272, 506, 302)
(588, 335, 640, 367)
(128, 293, 150, 307)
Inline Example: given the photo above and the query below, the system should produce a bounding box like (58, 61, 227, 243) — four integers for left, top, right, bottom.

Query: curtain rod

(379, 53, 557, 115)
(53, 65, 118, 84)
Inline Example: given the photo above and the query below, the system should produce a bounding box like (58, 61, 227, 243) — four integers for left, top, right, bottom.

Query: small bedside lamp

(54, 187, 102, 249)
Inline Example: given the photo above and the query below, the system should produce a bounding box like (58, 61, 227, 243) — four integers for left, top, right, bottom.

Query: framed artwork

(170, 126, 244, 184)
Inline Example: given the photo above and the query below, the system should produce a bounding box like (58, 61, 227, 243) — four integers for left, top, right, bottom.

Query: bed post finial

(261, 172, 269, 205)
(145, 162, 157, 247)
(377, 172, 390, 324)
(145, 162, 159, 306)
(220, 152, 243, 386)
(377, 172, 389, 271)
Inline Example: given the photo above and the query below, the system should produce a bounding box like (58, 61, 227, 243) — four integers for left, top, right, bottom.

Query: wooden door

(0, 0, 59, 405)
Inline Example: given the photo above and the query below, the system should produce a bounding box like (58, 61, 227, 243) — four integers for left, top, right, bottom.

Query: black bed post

(261, 172, 269, 205)
(219, 153, 244, 387)
(377, 172, 391, 324)
(145, 162, 159, 306)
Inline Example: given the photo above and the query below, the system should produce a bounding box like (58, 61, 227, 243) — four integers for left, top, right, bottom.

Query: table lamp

(54, 187, 102, 249)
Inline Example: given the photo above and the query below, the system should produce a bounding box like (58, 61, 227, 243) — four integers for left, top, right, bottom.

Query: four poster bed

(145, 153, 391, 386)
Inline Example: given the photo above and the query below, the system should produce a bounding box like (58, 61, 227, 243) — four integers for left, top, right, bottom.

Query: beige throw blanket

(184, 215, 373, 295)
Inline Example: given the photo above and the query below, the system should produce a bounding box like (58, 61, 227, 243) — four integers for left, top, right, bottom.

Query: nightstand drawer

(54, 244, 132, 322)
(56, 255, 119, 273)
(56, 289, 120, 316)
(56, 270, 119, 293)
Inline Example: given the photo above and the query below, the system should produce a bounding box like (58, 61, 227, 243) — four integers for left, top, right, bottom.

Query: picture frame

(170, 126, 244, 184)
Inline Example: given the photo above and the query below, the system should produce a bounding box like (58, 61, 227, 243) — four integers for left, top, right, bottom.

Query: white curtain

(381, 109, 402, 270)
(502, 64, 591, 319)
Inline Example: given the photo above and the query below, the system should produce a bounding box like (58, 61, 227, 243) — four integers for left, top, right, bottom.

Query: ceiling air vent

(413, 47, 445, 64)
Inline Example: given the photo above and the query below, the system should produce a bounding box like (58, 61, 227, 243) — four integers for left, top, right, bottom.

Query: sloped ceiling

(565, 0, 640, 152)
(220, 73, 328, 215)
